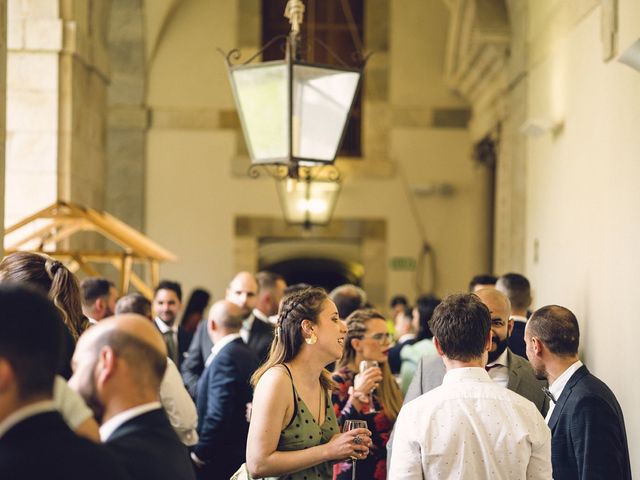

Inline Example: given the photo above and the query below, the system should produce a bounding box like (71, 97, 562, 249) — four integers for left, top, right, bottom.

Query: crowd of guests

(0, 251, 633, 479)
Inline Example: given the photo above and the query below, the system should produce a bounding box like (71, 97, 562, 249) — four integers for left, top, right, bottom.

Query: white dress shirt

(0, 400, 56, 439)
(545, 359, 583, 423)
(486, 347, 510, 388)
(161, 358, 199, 445)
(99, 402, 162, 442)
(390, 367, 552, 480)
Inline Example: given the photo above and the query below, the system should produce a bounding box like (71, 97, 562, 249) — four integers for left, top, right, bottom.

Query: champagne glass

(343, 419, 368, 480)
(359, 360, 379, 413)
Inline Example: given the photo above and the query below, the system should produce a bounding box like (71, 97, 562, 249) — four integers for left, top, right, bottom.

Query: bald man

(191, 301, 259, 480)
(69, 315, 195, 480)
(181, 272, 260, 397)
(403, 288, 548, 415)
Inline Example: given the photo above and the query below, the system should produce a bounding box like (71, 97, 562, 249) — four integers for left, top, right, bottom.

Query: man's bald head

(474, 288, 512, 363)
(208, 300, 246, 336)
(226, 271, 258, 314)
(475, 288, 511, 318)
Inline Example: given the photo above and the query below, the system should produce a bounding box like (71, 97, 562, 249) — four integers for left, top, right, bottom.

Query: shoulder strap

(279, 363, 299, 429)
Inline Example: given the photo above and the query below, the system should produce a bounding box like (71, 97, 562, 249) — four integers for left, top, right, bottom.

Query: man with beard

(80, 277, 118, 325)
(181, 272, 259, 397)
(525, 306, 631, 479)
(153, 280, 192, 369)
(403, 288, 548, 415)
(69, 314, 195, 480)
(0, 284, 128, 479)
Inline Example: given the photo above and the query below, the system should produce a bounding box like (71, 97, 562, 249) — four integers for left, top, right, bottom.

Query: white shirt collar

(510, 314, 528, 324)
(205, 333, 242, 368)
(0, 400, 56, 439)
(398, 333, 417, 344)
(487, 347, 509, 368)
(99, 402, 162, 441)
(442, 367, 492, 385)
(252, 308, 270, 323)
(549, 360, 583, 401)
(154, 317, 176, 334)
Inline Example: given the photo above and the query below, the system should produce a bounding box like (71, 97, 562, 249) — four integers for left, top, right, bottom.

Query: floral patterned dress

(331, 367, 393, 480)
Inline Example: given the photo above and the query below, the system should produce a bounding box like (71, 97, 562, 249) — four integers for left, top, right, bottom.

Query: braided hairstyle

(251, 286, 335, 391)
(0, 252, 87, 340)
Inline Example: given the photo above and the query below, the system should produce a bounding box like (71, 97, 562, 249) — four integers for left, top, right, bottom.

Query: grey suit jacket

(404, 349, 549, 415)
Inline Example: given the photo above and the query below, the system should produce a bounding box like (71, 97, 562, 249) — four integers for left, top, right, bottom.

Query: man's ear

(507, 318, 515, 336)
(96, 346, 116, 387)
(433, 337, 444, 356)
(485, 329, 493, 352)
(530, 336, 544, 357)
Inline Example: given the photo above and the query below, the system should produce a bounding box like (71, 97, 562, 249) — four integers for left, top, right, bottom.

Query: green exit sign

(390, 257, 417, 271)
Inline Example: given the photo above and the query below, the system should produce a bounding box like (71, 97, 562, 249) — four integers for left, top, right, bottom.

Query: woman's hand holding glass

(352, 364, 382, 409)
(325, 424, 371, 461)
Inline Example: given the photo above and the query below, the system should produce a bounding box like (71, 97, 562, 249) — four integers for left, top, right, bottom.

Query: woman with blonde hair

(0, 251, 88, 378)
(246, 287, 372, 480)
(332, 308, 403, 480)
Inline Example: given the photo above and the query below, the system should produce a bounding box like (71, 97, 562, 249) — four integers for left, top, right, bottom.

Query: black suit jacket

(193, 337, 259, 480)
(181, 319, 213, 398)
(247, 313, 275, 365)
(508, 320, 527, 358)
(0, 411, 129, 480)
(548, 365, 631, 480)
(388, 337, 416, 374)
(106, 408, 195, 480)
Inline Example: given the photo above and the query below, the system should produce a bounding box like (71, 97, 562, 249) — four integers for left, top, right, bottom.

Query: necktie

(542, 387, 556, 403)
(164, 331, 177, 363)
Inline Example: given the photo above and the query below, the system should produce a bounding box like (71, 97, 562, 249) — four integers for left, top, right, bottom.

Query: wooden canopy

(3, 200, 177, 299)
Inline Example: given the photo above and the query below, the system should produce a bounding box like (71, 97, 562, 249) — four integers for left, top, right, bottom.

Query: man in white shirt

(69, 313, 195, 480)
(80, 277, 118, 325)
(525, 305, 631, 479)
(389, 293, 551, 479)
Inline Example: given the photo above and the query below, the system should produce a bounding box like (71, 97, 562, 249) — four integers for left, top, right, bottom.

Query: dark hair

(180, 288, 210, 326)
(92, 329, 167, 391)
(284, 283, 312, 297)
(80, 277, 115, 308)
(528, 305, 579, 356)
(154, 280, 182, 302)
(0, 284, 65, 400)
(390, 295, 408, 308)
(0, 252, 87, 340)
(497, 273, 531, 310)
(329, 284, 366, 319)
(414, 294, 440, 341)
(468, 274, 497, 292)
(252, 287, 333, 390)
(256, 271, 284, 292)
(115, 293, 151, 317)
(429, 293, 491, 361)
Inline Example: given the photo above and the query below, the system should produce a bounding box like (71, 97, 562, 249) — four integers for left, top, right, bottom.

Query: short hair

(390, 295, 408, 308)
(115, 293, 151, 317)
(92, 329, 167, 391)
(329, 284, 366, 319)
(0, 284, 65, 400)
(255, 271, 284, 293)
(468, 274, 497, 291)
(154, 280, 182, 302)
(429, 293, 491, 361)
(496, 273, 531, 310)
(528, 305, 579, 356)
(80, 277, 114, 308)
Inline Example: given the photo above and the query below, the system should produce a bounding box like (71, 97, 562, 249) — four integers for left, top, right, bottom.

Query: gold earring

(305, 332, 317, 345)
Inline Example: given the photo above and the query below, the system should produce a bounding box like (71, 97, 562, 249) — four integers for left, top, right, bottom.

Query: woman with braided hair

(332, 309, 403, 480)
(0, 251, 89, 378)
(246, 287, 372, 480)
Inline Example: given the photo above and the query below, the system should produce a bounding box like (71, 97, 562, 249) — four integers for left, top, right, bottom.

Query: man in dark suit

(0, 284, 128, 480)
(153, 280, 193, 369)
(388, 305, 416, 374)
(69, 313, 195, 480)
(182, 271, 272, 397)
(496, 272, 532, 358)
(191, 300, 259, 479)
(525, 305, 631, 479)
(403, 288, 548, 414)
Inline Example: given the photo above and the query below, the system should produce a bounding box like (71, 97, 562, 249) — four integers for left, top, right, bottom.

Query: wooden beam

(4, 219, 68, 249)
(72, 255, 101, 277)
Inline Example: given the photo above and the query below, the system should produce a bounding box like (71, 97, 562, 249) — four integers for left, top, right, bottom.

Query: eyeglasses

(363, 332, 393, 345)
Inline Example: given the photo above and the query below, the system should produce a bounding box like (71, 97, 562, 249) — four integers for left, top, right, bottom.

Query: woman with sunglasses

(332, 309, 403, 480)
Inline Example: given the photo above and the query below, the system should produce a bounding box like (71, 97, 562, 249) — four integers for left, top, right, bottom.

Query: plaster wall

(145, 0, 481, 305)
(524, 2, 640, 471)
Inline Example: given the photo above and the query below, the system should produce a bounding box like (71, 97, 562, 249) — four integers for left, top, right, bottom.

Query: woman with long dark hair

(332, 309, 403, 480)
(246, 287, 372, 480)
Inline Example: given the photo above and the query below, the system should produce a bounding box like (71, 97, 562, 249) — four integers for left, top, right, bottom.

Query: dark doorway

(264, 257, 362, 292)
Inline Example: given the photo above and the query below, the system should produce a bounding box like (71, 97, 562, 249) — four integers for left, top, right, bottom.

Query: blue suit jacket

(193, 337, 259, 480)
(548, 365, 631, 480)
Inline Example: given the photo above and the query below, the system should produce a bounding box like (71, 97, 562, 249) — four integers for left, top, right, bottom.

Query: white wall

(525, 4, 640, 471)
